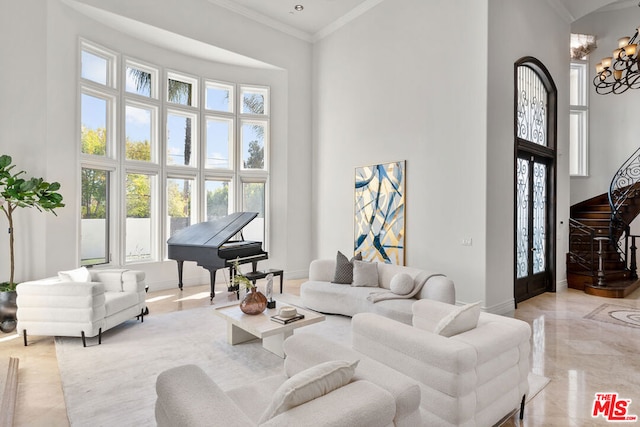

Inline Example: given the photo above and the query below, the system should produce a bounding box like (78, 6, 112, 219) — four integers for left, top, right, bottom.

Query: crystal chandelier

(594, 24, 640, 95)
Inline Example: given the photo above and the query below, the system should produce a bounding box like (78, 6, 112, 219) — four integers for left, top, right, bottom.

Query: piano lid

(167, 212, 258, 248)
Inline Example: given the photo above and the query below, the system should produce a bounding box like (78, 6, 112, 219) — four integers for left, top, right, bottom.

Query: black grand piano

(167, 212, 268, 300)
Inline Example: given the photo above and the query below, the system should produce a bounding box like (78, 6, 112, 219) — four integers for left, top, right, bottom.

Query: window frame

(79, 39, 271, 267)
(570, 60, 589, 177)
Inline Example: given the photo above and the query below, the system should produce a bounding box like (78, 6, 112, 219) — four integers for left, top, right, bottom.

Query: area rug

(55, 297, 351, 426)
(56, 297, 548, 426)
(584, 303, 640, 329)
(527, 372, 550, 402)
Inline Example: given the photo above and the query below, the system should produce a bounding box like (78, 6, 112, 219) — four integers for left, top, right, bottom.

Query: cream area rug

(55, 296, 351, 426)
(55, 295, 547, 426)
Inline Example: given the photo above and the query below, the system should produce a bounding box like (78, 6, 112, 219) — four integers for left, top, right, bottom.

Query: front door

(514, 57, 557, 304)
(515, 153, 551, 302)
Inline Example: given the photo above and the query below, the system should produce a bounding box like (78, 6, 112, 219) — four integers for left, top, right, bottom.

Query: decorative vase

(240, 287, 268, 315)
(0, 291, 18, 333)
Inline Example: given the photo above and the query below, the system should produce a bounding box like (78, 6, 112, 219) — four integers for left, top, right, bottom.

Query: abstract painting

(354, 160, 405, 265)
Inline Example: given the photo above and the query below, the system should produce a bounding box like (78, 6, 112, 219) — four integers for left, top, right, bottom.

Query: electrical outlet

(461, 238, 473, 246)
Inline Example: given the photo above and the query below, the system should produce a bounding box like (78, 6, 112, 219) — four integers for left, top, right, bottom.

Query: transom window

(516, 66, 548, 146)
(79, 39, 270, 266)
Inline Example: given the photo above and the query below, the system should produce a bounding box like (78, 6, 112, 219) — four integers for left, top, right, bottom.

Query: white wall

(571, 6, 640, 205)
(0, 0, 313, 290)
(312, 0, 570, 312)
(0, 0, 49, 282)
(313, 0, 490, 307)
(486, 0, 571, 308)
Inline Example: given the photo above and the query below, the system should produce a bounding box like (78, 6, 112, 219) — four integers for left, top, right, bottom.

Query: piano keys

(167, 212, 268, 300)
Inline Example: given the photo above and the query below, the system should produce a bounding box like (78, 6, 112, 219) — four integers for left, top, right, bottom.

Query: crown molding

(62, 0, 281, 69)
(313, 0, 386, 42)
(546, 0, 575, 23)
(206, 0, 313, 43)
(598, 0, 637, 13)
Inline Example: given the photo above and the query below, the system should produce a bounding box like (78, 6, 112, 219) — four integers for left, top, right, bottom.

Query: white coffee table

(213, 301, 325, 358)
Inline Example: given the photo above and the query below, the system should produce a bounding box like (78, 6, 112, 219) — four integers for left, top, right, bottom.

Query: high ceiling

(552, 0, 636, 22)
(206, 0, 377, 40)
(207, 0, 637, 42)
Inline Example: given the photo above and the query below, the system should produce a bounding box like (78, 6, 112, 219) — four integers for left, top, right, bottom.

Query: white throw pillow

(351, 260, 379, 287)
(390, 273, 414, 295)
(58, 267, 91, 283)
(433, 302, 481, 337)
(258, 360, 358, 423)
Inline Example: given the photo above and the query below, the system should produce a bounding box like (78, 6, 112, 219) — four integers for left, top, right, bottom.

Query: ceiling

(552, 0, 636, 22)
(206, 0, 381, 41)
(208, 0, 637, 43)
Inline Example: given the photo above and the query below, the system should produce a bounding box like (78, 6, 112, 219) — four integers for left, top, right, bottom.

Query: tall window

(79, 39, 270, 266)
(570, 61, 588, 176)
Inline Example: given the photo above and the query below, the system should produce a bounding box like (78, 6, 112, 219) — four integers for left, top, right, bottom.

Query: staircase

(567, 148, 640, 298)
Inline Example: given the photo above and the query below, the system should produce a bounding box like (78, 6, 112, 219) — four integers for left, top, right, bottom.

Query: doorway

(514, 57, 557, 303)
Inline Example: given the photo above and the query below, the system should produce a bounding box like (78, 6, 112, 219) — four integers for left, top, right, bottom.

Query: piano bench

(243, 269, 284, 293)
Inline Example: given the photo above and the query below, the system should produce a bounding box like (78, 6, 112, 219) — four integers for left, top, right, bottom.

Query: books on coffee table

(270, 313, 305, 324)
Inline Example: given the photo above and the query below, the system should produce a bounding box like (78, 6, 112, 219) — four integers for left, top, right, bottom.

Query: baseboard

(148, 268, 307, 292)
(484, 299, 516, 316)
(0, 357, 19, 427)
(284, 269, 307, 280)
(556, 279, 568, 292)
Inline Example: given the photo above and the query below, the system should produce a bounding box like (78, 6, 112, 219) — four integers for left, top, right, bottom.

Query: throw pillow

(390, 273, 414, 295)
(351, 260, 379, 287)
(433, 302, 481, 337)
(258, 360, 359, 423)
(58, 266, 91, 283)
(332, 251, 362, 284)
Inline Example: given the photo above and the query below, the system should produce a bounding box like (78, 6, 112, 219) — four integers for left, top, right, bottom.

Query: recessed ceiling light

(294, 5, 304, 11)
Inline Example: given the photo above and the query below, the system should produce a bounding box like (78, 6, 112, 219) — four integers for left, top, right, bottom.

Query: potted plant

(0, 154, 64, 332)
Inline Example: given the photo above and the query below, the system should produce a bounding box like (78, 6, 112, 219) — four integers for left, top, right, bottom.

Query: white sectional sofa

(300, 258, 455, 324)
(155, 349, 422, 427)
(285, 298, 532, 427)
(354, 299, 531, 426)
(16, 268, 147, 346)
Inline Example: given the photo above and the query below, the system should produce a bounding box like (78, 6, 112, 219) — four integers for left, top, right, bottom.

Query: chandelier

(594, 23, 640, 94)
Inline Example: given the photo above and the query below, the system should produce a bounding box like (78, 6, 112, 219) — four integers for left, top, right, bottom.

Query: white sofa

(16, 268, 146, 347)
(300, 258, 455, 324)
(155, 360, 411, 427)
(352, 299, 531, 426)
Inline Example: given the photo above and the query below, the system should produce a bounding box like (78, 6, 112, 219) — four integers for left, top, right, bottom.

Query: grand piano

(167, 212, 268, 300)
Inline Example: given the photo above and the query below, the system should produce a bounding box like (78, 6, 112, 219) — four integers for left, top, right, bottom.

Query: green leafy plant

(231, 258, 254, 291)
(0, 154, 65, 287)
(0, 282, 16, 292)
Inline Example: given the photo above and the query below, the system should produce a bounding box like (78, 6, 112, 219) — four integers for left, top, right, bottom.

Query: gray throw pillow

(332, 251, 362, 284)
(351, 260, 379, 287)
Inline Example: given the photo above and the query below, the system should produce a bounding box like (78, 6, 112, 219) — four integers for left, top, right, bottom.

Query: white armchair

(16, 268, 146, 347)
(351, 299, 531, 426)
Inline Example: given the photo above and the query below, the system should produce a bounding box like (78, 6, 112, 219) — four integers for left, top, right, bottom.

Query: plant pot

(240, 287, 267, 315)
(0, 290, 17, 333)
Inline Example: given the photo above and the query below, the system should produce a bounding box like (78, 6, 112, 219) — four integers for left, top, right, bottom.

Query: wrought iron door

(514, 57, 557, 304)
(515, 153, 551, 302)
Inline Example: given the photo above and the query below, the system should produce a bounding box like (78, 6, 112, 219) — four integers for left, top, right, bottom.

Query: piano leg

(176, 260, 184, 290)
(207, 268, 217, 301)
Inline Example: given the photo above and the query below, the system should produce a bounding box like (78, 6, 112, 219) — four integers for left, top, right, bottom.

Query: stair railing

(568, 218, 597, 276)
(608, 145, 640, 269)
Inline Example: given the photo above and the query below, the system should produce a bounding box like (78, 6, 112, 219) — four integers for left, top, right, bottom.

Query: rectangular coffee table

(213, 301, 325, 358)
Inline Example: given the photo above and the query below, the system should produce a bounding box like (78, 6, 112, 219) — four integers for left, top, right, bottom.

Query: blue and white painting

(354, 161, 405, 265)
